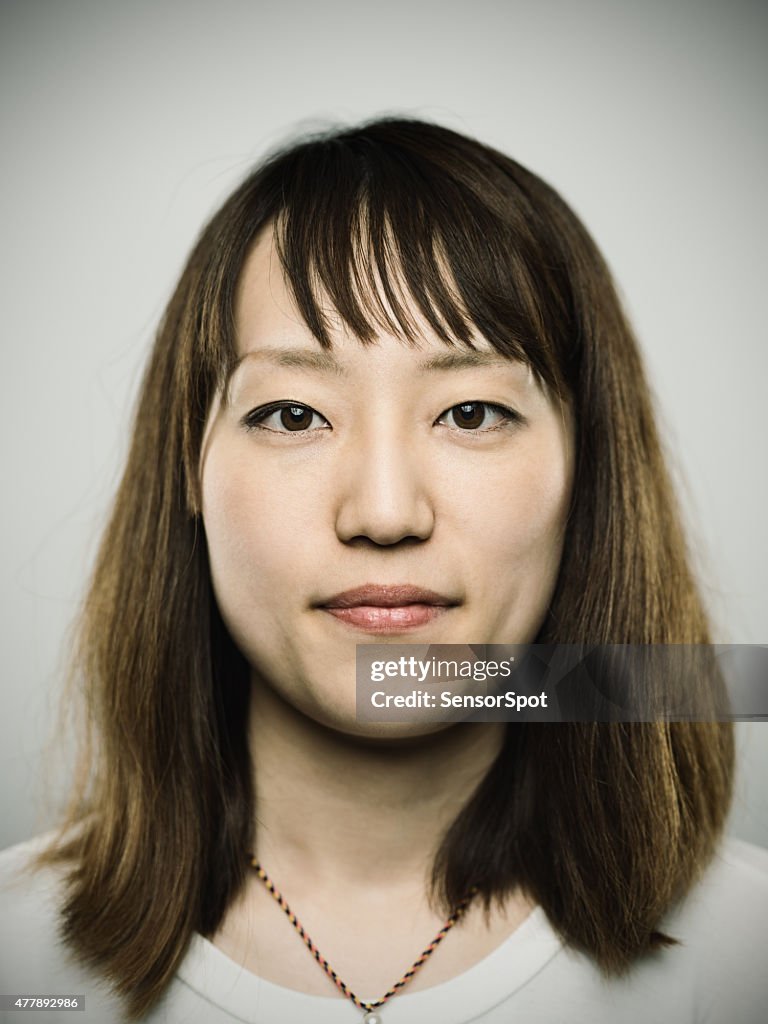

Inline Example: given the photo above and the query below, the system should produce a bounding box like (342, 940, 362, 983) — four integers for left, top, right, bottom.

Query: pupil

(281, 405, 312, 430)
(455, 403, 483, 429)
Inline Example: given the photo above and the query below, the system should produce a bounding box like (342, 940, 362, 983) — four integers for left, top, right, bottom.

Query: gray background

(1, 0, 766, 849)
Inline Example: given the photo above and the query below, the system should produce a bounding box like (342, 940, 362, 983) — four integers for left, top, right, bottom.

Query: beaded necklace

(249, 856, 476, 1023)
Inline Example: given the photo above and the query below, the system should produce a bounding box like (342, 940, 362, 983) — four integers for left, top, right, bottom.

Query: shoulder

(669, 835, 768, 935)
(0, 832, 75, 980)
(0, 832, 122, 1019)
(480, 837, 768, 1024)
(660, 836, 768, 1022)
(0, 830, 65, 930)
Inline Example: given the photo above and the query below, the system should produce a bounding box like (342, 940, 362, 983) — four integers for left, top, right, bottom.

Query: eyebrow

(230, 346, 512, 379)
(417, 351, 512, 372)
(230, 348, 348, 378)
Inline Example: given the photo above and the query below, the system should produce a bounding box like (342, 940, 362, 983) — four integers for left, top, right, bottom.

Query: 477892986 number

(0, 995, 84, 1011)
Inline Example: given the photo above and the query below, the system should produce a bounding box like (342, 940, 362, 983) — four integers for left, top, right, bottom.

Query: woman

(1, 118, 765, 1024)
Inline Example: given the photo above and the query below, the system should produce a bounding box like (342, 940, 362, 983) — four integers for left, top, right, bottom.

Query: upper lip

(318, 584, 459, 608)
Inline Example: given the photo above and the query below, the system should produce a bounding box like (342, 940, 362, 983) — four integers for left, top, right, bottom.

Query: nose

(334, 429, 436, 546)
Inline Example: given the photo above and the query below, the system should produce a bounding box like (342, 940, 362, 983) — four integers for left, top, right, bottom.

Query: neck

(248, 677, 506, 894)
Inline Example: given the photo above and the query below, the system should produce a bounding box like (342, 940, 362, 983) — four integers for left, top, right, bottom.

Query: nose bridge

(334, 419, 435, 545)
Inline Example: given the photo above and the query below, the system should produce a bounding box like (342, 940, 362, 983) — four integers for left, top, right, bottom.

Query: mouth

(316, 584, 460, 634)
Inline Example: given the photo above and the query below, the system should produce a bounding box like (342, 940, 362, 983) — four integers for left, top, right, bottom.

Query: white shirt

(1, 832, 767, 1023)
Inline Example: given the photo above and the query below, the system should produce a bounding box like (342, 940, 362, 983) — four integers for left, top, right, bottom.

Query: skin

(199, 229, 575, 997)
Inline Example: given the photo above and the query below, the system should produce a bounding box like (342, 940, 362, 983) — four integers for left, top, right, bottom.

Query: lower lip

(322, 604, 450, 632)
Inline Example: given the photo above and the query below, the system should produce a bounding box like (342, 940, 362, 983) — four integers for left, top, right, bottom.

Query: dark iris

(453, 402, 485, 429)
(280, 405, 314, 431)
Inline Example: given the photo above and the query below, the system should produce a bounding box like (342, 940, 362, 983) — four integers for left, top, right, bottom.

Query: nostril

(343, 533, 430, 550)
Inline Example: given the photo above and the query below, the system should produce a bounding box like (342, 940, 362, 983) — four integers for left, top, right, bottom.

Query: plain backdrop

(1, 0, 766, 850)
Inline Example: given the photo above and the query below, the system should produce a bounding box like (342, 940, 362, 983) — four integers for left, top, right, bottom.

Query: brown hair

(35, 118, 733, 1019)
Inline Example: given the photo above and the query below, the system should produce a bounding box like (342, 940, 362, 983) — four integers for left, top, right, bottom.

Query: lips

(317, 584, 459, 633)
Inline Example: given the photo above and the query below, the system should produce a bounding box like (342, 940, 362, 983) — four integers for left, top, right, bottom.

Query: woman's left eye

(436, 401, 519, 432)
(242, 402, 330, 434)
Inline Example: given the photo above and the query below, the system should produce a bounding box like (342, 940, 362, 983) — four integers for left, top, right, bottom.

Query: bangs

(259, 122, 572, 394)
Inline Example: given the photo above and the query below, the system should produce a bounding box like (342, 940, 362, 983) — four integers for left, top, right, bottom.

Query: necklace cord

(249, 856, 476, 1013)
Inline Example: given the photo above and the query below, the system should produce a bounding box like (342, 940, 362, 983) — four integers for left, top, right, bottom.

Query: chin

(301, 694, 455, 743)
(324, 716, 455, 744)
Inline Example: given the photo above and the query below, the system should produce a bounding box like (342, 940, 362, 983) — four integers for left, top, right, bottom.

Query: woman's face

(200, 231, 574, 734)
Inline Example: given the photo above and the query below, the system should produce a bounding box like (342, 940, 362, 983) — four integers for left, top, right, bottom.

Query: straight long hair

(35, 118, 733, 1020)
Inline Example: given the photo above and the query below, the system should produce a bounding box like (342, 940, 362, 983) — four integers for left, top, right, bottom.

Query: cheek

(464, 434, 572, 581)
(200, 443, 321, 610)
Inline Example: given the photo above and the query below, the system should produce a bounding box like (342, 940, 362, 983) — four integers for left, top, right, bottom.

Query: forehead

(234, 227, 503, 363)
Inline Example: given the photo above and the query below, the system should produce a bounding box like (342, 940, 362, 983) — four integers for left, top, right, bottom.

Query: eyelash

(436, 402, 520, 432)
(241, 401, 521, 435)
(242, 402, 331, 434)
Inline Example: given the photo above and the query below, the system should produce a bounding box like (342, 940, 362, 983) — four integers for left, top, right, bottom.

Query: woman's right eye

(242, 403, 331, 434)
